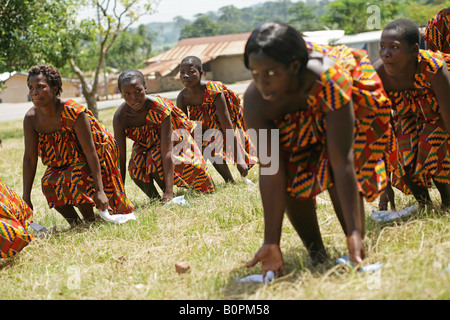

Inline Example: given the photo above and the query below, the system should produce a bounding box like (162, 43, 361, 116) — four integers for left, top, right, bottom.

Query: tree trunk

(70, 58, 99, 119)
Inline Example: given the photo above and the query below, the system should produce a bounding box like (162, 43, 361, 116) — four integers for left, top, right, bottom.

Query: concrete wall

(0, 74, 81, 103)
(209, 55, 252, 84)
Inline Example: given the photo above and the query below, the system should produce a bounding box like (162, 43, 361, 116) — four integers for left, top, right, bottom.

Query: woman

(23, 65, 135, 227)
(374, 18, 450, 210)
(177, 56, 258, 183)
(1, 178, 34, 258)
(243, 22, 394, 276)
(113, 69, 215, 202)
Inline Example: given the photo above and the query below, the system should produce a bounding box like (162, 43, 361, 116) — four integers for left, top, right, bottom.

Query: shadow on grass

(220, 247, 348, 299)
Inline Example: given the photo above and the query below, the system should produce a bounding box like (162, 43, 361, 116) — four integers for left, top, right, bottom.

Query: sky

(81, 0, 270, 24)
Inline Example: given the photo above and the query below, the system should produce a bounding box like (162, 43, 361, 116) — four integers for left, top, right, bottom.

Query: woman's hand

(246, 243, 285, 278)
(347, 231, 365, 264)
(94, 190, 109, 211)
(237, 163, 249, 177)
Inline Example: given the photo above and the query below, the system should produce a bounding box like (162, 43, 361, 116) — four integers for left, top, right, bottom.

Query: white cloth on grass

(370, 205, 418, 222)
(99, 210, 136, 224)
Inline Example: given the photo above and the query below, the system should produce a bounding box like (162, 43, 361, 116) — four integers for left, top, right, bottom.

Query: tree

(69, 0, 157, 118)
(0, 0, 80, 73)
(321, 0, 404, 34)
(179, 15, 218, 39)
(288, 1, 322, 32)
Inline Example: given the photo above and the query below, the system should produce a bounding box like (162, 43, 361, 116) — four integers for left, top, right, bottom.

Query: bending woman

(243, 22, 394, 276)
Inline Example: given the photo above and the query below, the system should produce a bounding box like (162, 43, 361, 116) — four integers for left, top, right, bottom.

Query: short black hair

(118, 69, 146, 92)
(180, 56, 203, 73)
(384, 18, 420, 46)
(27, 65, 63, 96)
(244, 22, 309, 76)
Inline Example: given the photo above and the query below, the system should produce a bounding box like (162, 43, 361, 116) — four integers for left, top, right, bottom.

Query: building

(0, 72, 81, 103)
(140, 32, 253, 93)
(334, 30, 383, 63)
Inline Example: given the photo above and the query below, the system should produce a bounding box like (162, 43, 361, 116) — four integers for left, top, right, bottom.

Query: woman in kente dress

(1, 178, 34, 258)
(243, 22, 394, 277)
(113, 69, 214, 202)
(374, 18, 450, 210)
(23, 65, 135, 227)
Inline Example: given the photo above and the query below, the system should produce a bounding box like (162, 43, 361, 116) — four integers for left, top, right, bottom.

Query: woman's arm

(113, 107, 128, 184)
(176, 91, 188, 115)
(214, 92, 248, 176)
(22, 114, 39, 210)
(74, 112, 109, 211)
(431, 60, 450, 133)
(326, 101, 365, 264)
(243, 83, 286, 276)
(160, 115, 174, 201)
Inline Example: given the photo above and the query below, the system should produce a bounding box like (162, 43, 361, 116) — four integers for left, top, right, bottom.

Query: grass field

(0, 106, 449, 301)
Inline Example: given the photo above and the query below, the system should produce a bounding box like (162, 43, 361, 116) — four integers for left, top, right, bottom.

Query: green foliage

(0, 0, 85, 73)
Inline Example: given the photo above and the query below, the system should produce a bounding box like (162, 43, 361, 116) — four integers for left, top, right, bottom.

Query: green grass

(0, 107, 449, 300)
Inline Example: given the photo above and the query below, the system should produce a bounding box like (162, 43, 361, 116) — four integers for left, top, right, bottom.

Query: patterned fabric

(273, 42, 395, 202)
(424, 7, 450, 53)
(186, 81, 258, 167)
(38, 100, 135, 215)
(125, 96, 215, 194)
(388, 50, 450, 193)
(0, 178, 34, 258)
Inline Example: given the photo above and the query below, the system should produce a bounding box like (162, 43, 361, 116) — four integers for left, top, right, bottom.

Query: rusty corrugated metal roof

(141, 32, 251, 76)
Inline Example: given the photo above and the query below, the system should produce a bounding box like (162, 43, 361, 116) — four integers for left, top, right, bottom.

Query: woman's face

(247, 51, 298, 103)
(379, 28, 418, 76)
(27, 74, 57, 108)
(179, 61, 202, 88)
(120, 78, 147, 111)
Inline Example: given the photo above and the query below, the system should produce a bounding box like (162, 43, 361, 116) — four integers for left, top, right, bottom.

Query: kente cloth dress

(39, 100, 135, 215)
(186, 81, 258, 167)
(425, 7, 450, 53)
(388, 50, 450, 193)
(273, 42, 395, 202)
(125, 96, 215, 194)
(0, 178, 34, 258)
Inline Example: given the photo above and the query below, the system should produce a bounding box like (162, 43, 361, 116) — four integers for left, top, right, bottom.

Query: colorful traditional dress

(424, 7, 450, 53)
(273, 42, 395, 202)
(388, 50, 450, 193)
(38, 100, 135, 215)
(125, 95, 215, 194)
(1, 178, 34, 258)
(186, 81, 258, 167)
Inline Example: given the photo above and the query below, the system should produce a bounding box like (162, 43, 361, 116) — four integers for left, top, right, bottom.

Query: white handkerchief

(99, 210, 136, 224)
(370, 205, 418, 222)
(235, 270, 275, 284)
(336, 255, 382, 272)
(163, 195, 190, 207)
(242, 177, 256, 186)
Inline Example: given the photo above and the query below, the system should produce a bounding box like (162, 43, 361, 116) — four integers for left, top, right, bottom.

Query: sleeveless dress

(0, 178, 34, 258)
(425, 7, 450, 53)
(388, 50, 450, 193)
(273, 42, 395, 202)
(38, 100, 135, 215)
(125, 96, 215, 194)
(186, 81, 258, 167)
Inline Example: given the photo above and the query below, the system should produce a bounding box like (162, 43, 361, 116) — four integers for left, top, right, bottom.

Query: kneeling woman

(113, 69, 215, 202)
(23, 65, 135, 227)
(1, 178, 34, 258)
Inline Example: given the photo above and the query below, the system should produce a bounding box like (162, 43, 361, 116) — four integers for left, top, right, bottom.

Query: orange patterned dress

(425, 7, 450, 53)
(125, 96, 215, 194)
(273, 42, 395, 202)
(186, 81, 258, 167)
(39, 100, 135, 215)
(388, 50, 450, 193)
(1, 178, 34, 258)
